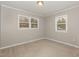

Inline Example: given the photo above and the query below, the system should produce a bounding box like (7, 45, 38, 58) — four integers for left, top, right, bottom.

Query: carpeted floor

(0, 39, 79, 57)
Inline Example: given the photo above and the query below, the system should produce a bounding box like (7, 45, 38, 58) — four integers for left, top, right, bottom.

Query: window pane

(57, 24, 66, 30)
(31, 18, 38, 24)
(19, 23, 29, 28)
(19, 16, 29, 23)
(31, 24, 38, 28)
(57, 18, 66, 24)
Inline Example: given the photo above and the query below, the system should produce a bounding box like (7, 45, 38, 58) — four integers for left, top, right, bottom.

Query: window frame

(55, 15, 67, 32)
(30, 17, 39, 29)
(18, 15, 30, 30)
(18, 15, 39, 30)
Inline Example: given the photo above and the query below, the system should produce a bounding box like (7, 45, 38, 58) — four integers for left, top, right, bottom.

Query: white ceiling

(0, 1, 79, 17)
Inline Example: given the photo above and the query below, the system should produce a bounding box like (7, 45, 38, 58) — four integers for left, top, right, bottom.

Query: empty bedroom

(0, 0, 79, 57)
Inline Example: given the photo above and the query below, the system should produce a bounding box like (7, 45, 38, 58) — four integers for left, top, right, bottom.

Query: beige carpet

(0, 39, 79, 57)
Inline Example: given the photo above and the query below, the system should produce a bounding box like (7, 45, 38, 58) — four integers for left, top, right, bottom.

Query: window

(31, 17, 39, 29)
(18, 15, 39, 29)
(55, 15, 67, 32)
(18, 15, 29, 29)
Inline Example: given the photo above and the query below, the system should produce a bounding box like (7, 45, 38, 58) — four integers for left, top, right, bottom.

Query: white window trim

(30, 17, 39, 29)
(18, 15, 30, 30)
(18, 15, 39, 30)
(55, 15, 68, 32)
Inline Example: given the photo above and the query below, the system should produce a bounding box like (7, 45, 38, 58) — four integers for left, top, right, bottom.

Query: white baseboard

(48, 38, 79, 48)
(0, 37, 79, 50)
(0, 38, 44, 50)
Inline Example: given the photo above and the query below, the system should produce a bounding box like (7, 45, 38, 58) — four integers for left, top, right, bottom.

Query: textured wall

(45, 6, 79, 46)
(1, 6, 45, 47)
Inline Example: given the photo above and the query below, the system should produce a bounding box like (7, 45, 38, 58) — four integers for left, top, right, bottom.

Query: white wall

(1, 4, 79, 48)
(45, 6, 79, 46)
(0, 5, 1, 47)
(1, 6, 45, 47)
